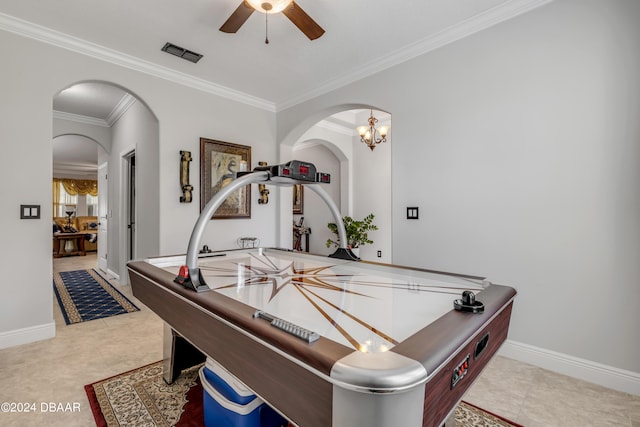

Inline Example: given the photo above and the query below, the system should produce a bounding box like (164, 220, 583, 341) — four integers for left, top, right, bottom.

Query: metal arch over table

(179, 161, 356, 292)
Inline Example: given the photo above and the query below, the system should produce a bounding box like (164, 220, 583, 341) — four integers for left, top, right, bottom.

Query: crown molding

(53, 110, 109, 127)
(106, 93, 136, 127)
(53, 94, 137, 127)
(53, 169, 98, 179)
(316, 119, 355, 137)
(276, 0, 553, 111)
(53, 161, 99, 179)
(0, 12, 275, 112)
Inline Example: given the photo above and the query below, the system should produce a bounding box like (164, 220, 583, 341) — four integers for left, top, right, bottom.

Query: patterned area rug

(85, 362, 522, 427)
(53, 269, 139, 324)
(455, 401, 524, 427)
(85, 362, 203, 427)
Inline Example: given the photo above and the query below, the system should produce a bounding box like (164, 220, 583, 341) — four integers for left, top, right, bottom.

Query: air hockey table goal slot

(474, 332, 490, 359)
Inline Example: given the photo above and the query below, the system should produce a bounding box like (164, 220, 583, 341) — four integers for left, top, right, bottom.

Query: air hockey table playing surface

(128, 248, 516, 427)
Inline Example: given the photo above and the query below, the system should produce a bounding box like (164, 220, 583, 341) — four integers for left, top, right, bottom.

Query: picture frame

(293, 184, 303, 214)
(200, 138, 251, 219)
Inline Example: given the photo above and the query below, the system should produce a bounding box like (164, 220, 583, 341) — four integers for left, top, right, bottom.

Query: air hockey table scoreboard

(127, 161, 516, 427)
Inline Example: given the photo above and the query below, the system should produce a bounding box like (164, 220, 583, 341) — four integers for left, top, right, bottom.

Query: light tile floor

(0, 254, 638, 426)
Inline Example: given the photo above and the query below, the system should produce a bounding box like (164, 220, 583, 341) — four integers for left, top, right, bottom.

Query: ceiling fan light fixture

(246, 0, 293, 14)
(220, 0, 324, 41)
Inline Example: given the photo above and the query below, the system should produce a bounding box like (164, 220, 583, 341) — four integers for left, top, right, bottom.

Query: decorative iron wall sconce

(180, 150, 193, 203)
(257, 161, 269, 204)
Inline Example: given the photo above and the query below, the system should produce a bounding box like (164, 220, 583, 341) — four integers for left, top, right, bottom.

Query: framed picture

(293, 184, 303, 214)
(200, 138, 251, 219)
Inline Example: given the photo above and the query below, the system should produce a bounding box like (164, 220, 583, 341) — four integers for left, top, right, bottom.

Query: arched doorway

(292, 140, 345, 255)
(52, 133, 104, 264)
(52, 81, 159, 283)
(283, 107, 392, 262)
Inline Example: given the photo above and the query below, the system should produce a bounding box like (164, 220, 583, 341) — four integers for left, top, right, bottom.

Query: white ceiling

(0, 0, 548, 109)
(54, 83, 129, 120)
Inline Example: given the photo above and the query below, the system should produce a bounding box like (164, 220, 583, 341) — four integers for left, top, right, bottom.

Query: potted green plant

(325, 214, 378, 254)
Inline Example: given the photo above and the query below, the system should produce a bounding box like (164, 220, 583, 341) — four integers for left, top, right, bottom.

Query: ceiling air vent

(161, 42, 203, 63)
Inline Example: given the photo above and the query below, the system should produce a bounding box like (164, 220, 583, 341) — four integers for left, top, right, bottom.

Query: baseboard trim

(0, 322, 55, 350)
(498, 340, 640, 396)
(107, 269, 120, 282)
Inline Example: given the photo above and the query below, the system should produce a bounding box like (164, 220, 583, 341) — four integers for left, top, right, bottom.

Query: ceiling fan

(220, 0, 325, 43)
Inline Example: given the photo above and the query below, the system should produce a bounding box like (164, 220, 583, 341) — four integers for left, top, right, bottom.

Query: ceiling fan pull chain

(265, 12, 269, 44)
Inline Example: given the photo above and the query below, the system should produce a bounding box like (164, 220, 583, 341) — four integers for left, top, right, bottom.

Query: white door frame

(97, 161, 108, 273)
(120, 150, 136, 282)
(124, 150, 136, 258)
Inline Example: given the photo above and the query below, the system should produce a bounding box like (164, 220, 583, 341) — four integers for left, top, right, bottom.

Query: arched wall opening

(52, 80, 160, 283)
(279, 104, 392, 263)
(292, 138, 347, 255)
(52, 132, 103, 218)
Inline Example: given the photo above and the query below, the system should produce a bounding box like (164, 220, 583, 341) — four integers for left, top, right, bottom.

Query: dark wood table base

(53, 232, 87, 258)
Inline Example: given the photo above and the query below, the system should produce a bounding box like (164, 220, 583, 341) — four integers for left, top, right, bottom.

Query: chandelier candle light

(357, 110, 389, 151)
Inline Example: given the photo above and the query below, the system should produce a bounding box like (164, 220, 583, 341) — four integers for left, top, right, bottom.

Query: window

(87, 194, 98, 216)
(52, 178, 98, 218)
(53, 181, 78, 218)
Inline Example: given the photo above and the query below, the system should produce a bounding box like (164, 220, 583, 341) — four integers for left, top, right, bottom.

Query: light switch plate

(407, 207, 419, 220)
(20, 204, 40, 219)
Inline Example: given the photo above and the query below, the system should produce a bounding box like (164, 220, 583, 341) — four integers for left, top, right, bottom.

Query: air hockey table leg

(162, 323, 206, 384)
(332, 382, 426, 426)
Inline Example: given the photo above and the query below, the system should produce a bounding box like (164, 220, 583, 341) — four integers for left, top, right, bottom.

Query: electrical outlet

(377, 250, 382, 258)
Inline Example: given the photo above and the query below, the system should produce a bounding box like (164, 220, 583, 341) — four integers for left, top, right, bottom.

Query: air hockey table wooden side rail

(127, 255, 516, 427)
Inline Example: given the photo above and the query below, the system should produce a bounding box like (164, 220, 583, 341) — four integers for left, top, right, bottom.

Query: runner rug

(85, 361, 523, 427)
(53, 269, 139, 324)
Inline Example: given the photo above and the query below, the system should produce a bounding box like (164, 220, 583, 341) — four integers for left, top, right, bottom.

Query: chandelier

(356, 110, 389, 151)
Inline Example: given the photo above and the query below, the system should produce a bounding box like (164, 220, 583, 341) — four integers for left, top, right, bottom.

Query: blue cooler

(199, 358, 288, 427)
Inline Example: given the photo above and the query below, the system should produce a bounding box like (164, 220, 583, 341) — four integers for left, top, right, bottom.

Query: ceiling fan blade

(219, 1, 255, 33)
(282, 2, 325, 40)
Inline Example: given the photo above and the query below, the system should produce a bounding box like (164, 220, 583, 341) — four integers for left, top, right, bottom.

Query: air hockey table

(127, 161, 516, 427)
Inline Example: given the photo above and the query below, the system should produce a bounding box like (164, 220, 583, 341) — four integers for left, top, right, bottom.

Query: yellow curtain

(56, 178, 98, 196)
(52, 178, 98, 218)
(52, 179, 61, 217)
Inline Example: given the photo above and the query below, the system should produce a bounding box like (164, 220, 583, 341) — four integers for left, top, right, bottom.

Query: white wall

(0, 31, 56, 344)
(0, 28, 276, 347)
(277, 0, 640, 381)
(108, 99, 159, 279)
(351, 114, 392, 263)
(152, 90, 277, 256)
